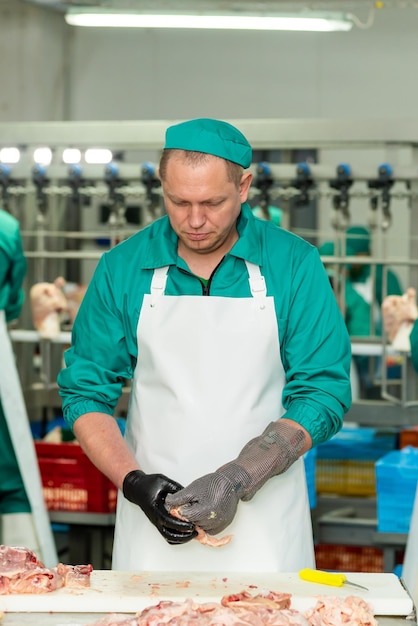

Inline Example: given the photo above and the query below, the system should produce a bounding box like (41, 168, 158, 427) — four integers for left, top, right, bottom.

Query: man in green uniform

(0, 210, 32, 535)
(58, 118, 352, 572)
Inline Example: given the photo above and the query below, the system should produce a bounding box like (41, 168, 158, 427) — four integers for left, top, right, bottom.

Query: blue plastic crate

(376, 446, 418, 533)
(304, 448, 317, 509)
(316, 426, 397, 461)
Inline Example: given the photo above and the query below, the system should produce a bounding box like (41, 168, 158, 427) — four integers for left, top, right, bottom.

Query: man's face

(161, 153, 252, 258)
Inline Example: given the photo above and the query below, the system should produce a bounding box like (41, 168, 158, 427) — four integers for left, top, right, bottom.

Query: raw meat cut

(169, 507, 233, 547)
(30, 277, 68, 338)
(305, 595, 378, 626)
(0, 545, 92, 594)
(87, 591, 376, 626)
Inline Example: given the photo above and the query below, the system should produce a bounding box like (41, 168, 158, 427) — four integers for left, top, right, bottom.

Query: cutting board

(0, 571, 413, 616)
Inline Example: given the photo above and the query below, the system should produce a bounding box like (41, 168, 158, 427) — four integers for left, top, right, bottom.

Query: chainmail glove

(165, 420, 307, 535)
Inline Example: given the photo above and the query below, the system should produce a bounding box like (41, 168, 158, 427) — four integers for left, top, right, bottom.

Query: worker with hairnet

(58, 118, 351, 572)
(0, 210, 35, 546)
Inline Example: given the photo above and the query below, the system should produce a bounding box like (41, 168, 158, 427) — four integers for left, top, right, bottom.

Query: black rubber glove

(123, 470, 198, 545)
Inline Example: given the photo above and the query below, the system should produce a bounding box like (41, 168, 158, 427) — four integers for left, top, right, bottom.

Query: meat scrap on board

(0, 545, 92, 594)
(87, 590, 378, 626)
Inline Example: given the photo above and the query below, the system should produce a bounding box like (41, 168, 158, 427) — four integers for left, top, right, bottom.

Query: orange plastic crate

(315, 544, 384, 573)
(400, 428, 418, 449)
(35, 442, 117, 513)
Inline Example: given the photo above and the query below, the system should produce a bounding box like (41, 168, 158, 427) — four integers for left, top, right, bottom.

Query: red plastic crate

(35, 442, 117, 513)
(315, 544, 384, 573)
(400, 428, 418, 449)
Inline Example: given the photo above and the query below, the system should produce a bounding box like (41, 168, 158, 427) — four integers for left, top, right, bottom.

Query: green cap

(164, 118, 252, 168)
(346, 226, 370, 255)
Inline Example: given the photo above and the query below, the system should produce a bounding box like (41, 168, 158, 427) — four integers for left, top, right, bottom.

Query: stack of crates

(35, 441, 117, 513)
(376, 445, 418, 533)
(316, 426, 397, 497)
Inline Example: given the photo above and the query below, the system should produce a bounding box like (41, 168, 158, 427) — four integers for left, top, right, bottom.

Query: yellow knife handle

(299, 568, 347, 587)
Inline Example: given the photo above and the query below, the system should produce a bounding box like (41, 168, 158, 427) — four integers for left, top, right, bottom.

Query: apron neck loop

(245, 261, 267, 309)
(150, 266, 169, 307)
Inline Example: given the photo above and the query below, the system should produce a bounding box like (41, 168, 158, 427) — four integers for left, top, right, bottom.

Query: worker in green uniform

(0, 210, 32, 538)
(345, 226, 403, 396)
(346, 225, 403, 319)
(252, 204, 282, 226)
(58, 118, 351, 573)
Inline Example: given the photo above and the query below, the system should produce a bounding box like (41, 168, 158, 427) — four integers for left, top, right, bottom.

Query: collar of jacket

(140, 203, 263, 270)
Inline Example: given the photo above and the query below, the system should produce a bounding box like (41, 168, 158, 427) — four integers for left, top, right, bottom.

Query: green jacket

(0, 211, 27, 322)
(58, 204, 352, 446)
(411, 321, 418, 374)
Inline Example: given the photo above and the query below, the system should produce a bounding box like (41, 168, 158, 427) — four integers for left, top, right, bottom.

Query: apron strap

(245, 261, 267, 309)
(149, 263, 267, 308)
(150, 266, 170, 307)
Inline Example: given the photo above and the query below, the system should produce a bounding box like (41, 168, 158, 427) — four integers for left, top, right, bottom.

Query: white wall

(0, 1, 66, 121)
(1, 2, 417, 281)
(2, 3, 417, 122)
(65, 8, 418, 121)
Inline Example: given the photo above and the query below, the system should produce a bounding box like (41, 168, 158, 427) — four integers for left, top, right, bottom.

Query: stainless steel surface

(345, 400, 418, 426)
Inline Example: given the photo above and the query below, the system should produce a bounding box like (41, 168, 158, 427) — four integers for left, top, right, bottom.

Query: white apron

(112, 262, 314, 572)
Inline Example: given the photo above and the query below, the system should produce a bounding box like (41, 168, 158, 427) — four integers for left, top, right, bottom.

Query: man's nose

(188, 205, 206, 228)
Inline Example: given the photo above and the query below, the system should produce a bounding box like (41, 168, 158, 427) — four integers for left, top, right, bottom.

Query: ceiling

(18, 0, 418, 14)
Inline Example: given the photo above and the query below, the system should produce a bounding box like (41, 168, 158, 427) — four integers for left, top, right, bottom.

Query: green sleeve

(411, 320, 418, 374)
(0, 220, 27, 322)
(280, 247, 352, 446)
(58, 253, 136, 429)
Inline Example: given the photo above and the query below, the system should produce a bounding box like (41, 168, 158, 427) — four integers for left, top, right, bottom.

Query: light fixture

(85, 148, 113, 164)
(63, 148, 82, 164)
(65, 11, 353, 32)
(33, 147, 53, 166)
(0, 147, 20, 164)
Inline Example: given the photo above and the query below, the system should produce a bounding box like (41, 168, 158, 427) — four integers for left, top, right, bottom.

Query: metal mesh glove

(123, 470, 198, 545)
(165, 420, 307, 535)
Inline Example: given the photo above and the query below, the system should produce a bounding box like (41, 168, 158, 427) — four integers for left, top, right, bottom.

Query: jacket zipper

(179, 258, 225, 296)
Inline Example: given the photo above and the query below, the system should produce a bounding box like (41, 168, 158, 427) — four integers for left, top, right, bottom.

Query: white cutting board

(0, 571, 413, 616)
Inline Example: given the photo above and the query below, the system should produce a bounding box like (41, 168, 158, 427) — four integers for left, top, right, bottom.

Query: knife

(299, 568, 369, 591)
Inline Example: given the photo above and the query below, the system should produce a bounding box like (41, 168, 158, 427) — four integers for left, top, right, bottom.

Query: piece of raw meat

(30, 276, 68, 338)
(304, 595, 378, 626)
(86, 592, 376, 626)
(0, 545, 92, 594)
(169, 507, 233, 547)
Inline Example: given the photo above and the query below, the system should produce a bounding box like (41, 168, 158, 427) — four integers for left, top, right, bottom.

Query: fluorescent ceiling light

(65, 12, 352, 32)
(63, 148, 82, 164)
(85, 148, 113, 164)
(0, 147, 20, 164)
(34, 147, 52, 166)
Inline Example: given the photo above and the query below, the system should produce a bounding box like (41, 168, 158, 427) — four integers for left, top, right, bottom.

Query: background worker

(344, 225, 403, 397)
(58, 118, 352, 573)
(0, 209, 36, 549)
(346, 225, 403, 322)
(252, 204, 282, 226)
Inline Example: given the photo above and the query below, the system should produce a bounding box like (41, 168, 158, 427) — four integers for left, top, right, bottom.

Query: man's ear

(239, 171, 253, 202)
